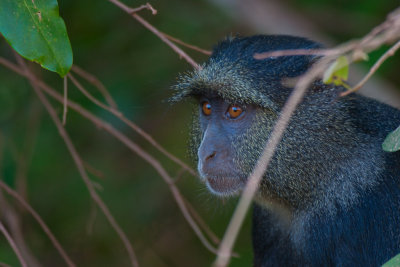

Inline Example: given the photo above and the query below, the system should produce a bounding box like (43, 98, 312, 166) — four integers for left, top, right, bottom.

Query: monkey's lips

(202, 174, 245, 197)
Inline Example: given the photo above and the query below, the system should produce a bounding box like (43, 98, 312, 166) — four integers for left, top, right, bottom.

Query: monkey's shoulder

(253, 175, 400, 266)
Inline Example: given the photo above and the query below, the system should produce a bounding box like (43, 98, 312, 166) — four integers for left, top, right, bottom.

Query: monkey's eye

(202, 101, 212, 116)
(227, 104, 243, 119)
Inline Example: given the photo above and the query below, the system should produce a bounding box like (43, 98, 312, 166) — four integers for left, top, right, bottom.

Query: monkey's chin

(203, 176, 244, 197)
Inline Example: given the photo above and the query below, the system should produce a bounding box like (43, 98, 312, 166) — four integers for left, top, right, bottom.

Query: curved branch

(107, 0, 200, 69)
(0, 57, 219, 256)
(0, 181, 76, 267)
(67, 73, 197, 176)
(0, 220, 27, 267)
(15, 56, 140, 267)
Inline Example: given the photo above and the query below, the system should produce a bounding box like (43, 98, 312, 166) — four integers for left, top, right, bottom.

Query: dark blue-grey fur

(173, 35, 400, 266)
(253, 91, 400, 266)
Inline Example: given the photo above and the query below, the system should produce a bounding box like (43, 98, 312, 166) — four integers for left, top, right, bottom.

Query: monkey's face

(194, 94, 273, 197)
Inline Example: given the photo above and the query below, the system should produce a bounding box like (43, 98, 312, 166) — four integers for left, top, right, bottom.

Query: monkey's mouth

(203, 175, 245, 197)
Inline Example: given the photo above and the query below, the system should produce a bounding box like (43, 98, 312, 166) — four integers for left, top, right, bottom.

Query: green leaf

(323, 56, 349, 86)
(382, 125, 400, 152)
(0, 0, 73, 77)
(383, 253, 400, 267)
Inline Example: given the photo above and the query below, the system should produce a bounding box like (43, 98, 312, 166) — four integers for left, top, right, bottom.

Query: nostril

(205, 151, 216, 161)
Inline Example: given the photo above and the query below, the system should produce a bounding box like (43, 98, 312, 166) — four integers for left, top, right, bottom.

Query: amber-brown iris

(227, 104, 243, 118)
(202, 101, 212, 116)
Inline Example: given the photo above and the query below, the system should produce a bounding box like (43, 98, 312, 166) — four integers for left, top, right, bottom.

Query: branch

(0, 220, 27, 267)
(0, 192, 41, 267)
(107, 0, 200, 69)
(0, 181, 76, 267)
(15, 100, 42, 202)
(0, 57, 219, 256)
(15, 56, 140, 267)
(341, 40, 400, 97)
(183, 196, 220, 245)
(129, 3, 157, 15)
(254, 47, 342, 59)
(67, 73, 122, 116)
(67, 72, 197, 177)
(71, 65, 118, 109)
(162, 32, 212, 55)
(62, 76, 68, 125)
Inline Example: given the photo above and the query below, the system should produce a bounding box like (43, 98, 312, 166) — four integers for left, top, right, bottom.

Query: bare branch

(0, 57, 218, 256)
(162, 32, 212, 55)
(0, 181, 76, 267)
(14, 100, 42, 201)
(0, 220, 28, 267)
(68, 73, 122, 116)
(68, 71, 197, 177)
(107, 0, 200, 69)
(183, 196, 220, 245)
(15, 56, 139, 267)
(62, 76, 68, 125)
(71, 65, 118, 109)
(254, 48, 340, 59)
(0, 133, 41, 267)
(50, 80, 218, 255)
(84, 161, 105, 179)
(129, 3, 157, 15)
(341, 40, 400, 97)
(0, 192, 41, 267)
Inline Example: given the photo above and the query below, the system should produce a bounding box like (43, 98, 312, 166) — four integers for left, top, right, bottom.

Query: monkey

(171, 35, 400, 266)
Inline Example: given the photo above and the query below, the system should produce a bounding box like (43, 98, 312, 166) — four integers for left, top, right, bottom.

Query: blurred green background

(0, 0, 399, 266)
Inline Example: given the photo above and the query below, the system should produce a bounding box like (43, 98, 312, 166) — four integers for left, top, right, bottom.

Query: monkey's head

(172, 35, 322, 200)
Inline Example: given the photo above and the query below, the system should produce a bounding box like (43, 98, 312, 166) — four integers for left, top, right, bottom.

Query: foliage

(383, 125, 400, 152)
(0, 0, 72, 77)
(383, 253, 400, 267)
(322, 55, 349, 86)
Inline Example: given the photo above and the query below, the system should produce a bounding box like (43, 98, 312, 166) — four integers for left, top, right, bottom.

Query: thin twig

(47, 79, 218, 255)
(71, 65, 118, 109)
(129, 3, 157, 15)
(84, 161, 105, 179)
(213, 58, 331, 267)
(15, 100, 42, 202)
(183, 196, 220, 245)
(0, 220, 28, 267)
(173, 168, 186, 184)
(0, 192, 41, 267)
(0, 57, 218, 256)
(0, 181, 76, 267)
(68, 71, 197, 177)
(15, 56, 139, 267)
(162, 32, 212, 55)
(254, 48, 340, 59)
(107, 0, 200, 70)
(341, 40, 400, 97)
(86, 202, 98, 235)
(47, 79, 217, 255)
(63, 76, 68, 125)
(0, 135, 38, 266)
(68, 73, 122, 116)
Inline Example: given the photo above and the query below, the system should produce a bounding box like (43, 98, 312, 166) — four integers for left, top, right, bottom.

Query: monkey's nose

(205, 151, 216, 161)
